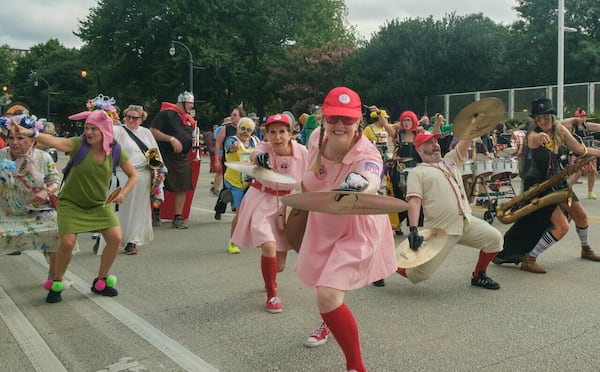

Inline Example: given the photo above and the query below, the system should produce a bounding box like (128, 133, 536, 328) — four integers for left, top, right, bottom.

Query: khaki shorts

(163, 151, 193, 192)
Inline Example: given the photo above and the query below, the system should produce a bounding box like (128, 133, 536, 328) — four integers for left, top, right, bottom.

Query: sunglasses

(125, 115, 141, 120)
(238, 126, 253, 133)
(324, 116, 359, 125)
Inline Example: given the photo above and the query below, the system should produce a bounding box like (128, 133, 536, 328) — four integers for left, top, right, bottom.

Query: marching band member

(295, 87, 397, 372)
(0, 115, 61, 266)
(400, 130, 503, 289)
(495, 99, 600, 272)
(11, 110, 138, 303)
(231, 113, 308, 313)
(564, 108, 599, 199)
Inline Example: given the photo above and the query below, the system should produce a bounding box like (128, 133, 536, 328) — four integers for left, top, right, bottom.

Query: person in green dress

(9, 110, 138, 303)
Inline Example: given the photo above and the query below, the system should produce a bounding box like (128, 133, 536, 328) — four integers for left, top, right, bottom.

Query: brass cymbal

(225, 161, 297, 184)
(396, 228, 448, 268)
(281, 191, 408, 215)
(105, 187, 122, 205)
(453, 98, 506, 140)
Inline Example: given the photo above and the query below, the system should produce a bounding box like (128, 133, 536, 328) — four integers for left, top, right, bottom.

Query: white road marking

(0, 281, 67, 372)
(97, 356, 146, 371)
(25, 251, 219, 372)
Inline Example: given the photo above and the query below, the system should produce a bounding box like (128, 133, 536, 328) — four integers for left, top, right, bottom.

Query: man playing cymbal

(398, 130, 503, 289)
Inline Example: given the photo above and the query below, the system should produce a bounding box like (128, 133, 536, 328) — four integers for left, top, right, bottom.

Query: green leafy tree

(0, 45, 16, 87)
(344, 13, 510, 116)
(511, 0, 600, 86)
(75, 0, 354, 128)
(10, 40, 85, 126)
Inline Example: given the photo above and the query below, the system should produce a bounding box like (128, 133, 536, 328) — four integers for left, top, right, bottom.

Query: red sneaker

(303, 321, 330, 347)
(265, 296, 283, 313)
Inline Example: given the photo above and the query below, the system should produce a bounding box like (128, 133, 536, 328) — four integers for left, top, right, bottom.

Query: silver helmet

(177, 91, 194, 103)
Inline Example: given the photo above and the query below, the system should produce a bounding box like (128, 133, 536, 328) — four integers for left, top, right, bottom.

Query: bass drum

(491, 158, 518, 181)
(475, 159, 494, 178)
(461, 160, 474, 178)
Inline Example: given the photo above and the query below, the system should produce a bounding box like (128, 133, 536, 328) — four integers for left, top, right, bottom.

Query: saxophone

(496, 154, 595, 224)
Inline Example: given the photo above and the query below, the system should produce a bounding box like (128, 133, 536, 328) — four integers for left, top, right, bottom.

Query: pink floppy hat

(68, 110, 114, 154)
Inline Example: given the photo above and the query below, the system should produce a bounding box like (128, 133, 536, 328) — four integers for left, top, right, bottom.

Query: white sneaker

(303, 321, 330, 348)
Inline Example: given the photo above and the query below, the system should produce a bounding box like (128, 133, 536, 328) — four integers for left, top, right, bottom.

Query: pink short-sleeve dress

(232, 141, 308, 251)
(295, 128, 397, 290)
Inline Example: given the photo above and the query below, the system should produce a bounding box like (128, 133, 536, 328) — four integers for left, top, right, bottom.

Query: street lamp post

(557, 0, 577, 120)
(557, 0, 566, 120)
(169, 40, 194, 96)
(33, 74, 51, 120)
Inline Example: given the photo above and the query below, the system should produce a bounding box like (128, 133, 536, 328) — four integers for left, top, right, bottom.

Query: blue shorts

(223, 180, 246, 211)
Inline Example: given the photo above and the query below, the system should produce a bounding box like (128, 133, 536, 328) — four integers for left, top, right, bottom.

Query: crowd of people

(3, 87, 600, 371)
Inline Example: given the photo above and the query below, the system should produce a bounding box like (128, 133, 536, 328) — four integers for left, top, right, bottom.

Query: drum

(492, 158, 519, 181)
(475, 159, 494, 178)
(512, 130, 526, 155)
(461, 160, 474, 177)
(508, 157, 519, 176)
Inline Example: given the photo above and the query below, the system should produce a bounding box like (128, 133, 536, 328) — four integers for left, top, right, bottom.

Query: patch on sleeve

(445, 159, 458, 169)
(364, 161, 380, 176)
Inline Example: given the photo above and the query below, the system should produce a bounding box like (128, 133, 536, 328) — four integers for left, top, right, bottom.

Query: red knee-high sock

(321, 304, 366, 372)
(473, 250, 498, 276)
(261, 255, 277, 298)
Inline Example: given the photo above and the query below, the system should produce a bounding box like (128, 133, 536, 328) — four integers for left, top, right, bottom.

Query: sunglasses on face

(125, 115, 141, 120)
(324, 116, 359, 125)
(238, 126, 253, 133)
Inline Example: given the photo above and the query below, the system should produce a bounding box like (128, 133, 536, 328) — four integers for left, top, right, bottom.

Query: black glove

(335, 172, 369, 192)
(255, 152, 271, 169)
(408, 226, 423, 251)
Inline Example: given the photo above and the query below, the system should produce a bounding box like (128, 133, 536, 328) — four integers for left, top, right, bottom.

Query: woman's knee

(316, 287, 344, 313)
(59, 235, 77, 251)
(102, 227, 122, 246)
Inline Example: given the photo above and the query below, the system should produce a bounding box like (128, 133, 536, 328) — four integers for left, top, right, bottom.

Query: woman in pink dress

(295, 87, 397, 372)
(232, 113, 308, 313)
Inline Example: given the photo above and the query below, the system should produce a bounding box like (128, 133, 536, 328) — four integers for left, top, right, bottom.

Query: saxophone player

(495, 98, 600, 273)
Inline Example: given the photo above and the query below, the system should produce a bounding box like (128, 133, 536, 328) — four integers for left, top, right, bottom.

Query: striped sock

(575, 225, 589, 246)
(530, 231, 558, 258)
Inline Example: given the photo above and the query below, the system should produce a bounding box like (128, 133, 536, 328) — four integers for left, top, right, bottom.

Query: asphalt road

(1, 152, 600, 371)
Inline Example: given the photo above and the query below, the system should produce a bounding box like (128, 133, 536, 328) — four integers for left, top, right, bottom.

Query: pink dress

(232, 141, 308, 251)
(295, 128, 397, 290)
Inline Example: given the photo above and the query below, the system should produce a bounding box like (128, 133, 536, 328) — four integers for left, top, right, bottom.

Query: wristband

(28, 129, 39, 138)
(169, 136, 175, 142)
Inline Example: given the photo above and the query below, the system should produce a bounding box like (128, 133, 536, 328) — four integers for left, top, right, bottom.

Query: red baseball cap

(265, 113, 291, 128)
(322, 87, 362, 118)
(414, 130, 441, 149)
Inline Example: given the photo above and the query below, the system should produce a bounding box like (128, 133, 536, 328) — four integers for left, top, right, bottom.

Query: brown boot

(581, 246, 600, 261)
(520, 255, 547, 273)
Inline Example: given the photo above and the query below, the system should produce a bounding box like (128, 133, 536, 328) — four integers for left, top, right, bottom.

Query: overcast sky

(1, 0, 520, 50)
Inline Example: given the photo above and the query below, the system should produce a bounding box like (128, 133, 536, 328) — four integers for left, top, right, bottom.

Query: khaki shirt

(406, 149, 472, 235)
